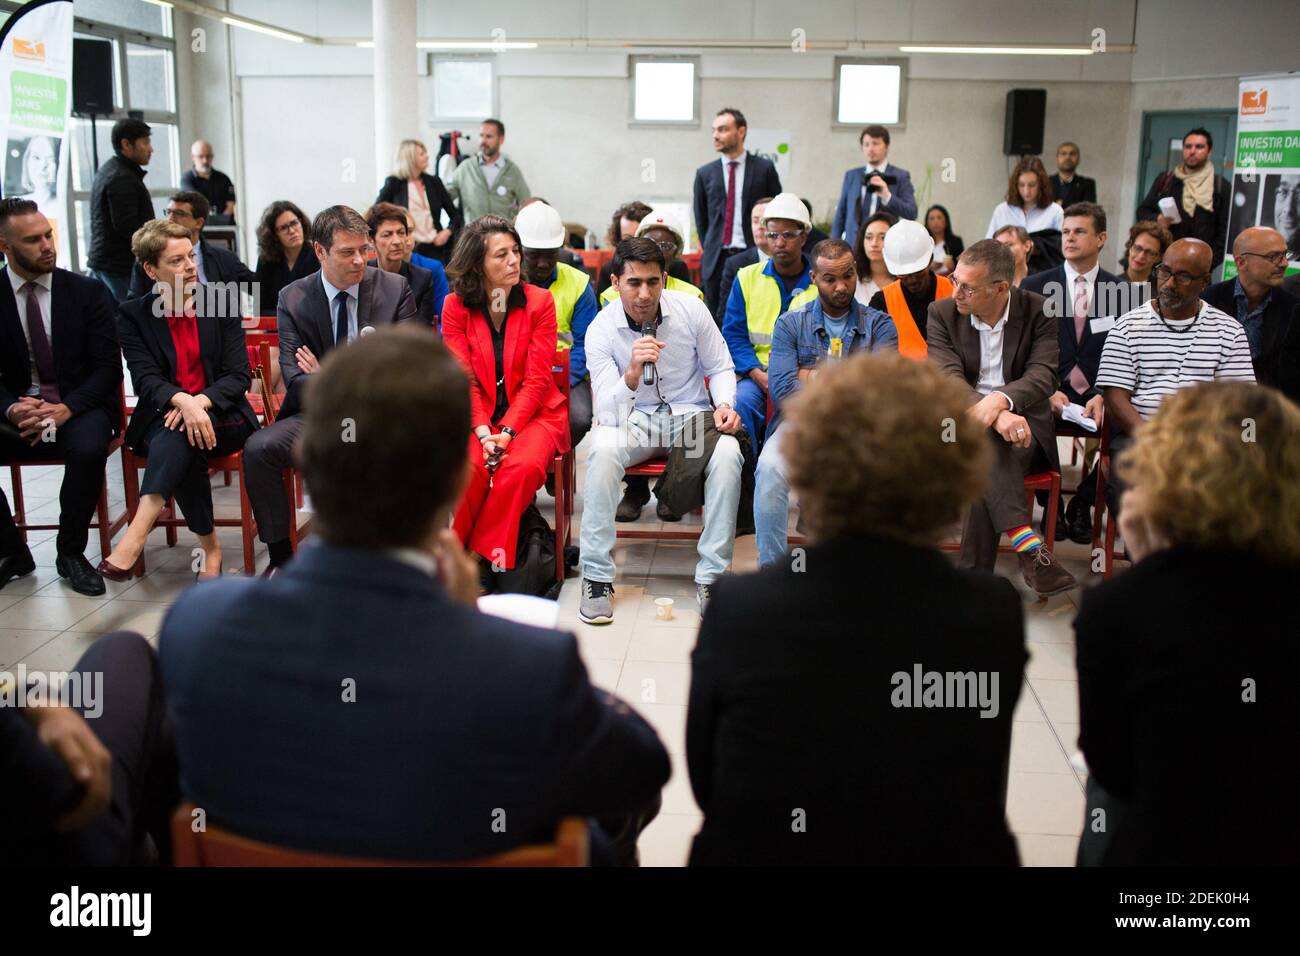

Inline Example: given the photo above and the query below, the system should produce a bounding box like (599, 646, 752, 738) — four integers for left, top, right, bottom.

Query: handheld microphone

(641, 319, 658, 386)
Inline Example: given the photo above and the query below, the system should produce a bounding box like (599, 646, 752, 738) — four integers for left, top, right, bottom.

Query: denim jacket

(767, 296, 898, 433)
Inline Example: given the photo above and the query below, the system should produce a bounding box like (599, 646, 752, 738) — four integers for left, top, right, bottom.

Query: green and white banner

(0, 0, 73, 265)
(1226, 71, 1300, 279)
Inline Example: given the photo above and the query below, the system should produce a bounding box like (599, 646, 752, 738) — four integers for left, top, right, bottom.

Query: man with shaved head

(181, 139, 236, 220)
(1095, 238, 1256, 514)
(1200, 227, 1299, 402)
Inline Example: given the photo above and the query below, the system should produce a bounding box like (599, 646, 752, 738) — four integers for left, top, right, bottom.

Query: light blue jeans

(753, 425, 793, 568)
(580, 408, 742, 585)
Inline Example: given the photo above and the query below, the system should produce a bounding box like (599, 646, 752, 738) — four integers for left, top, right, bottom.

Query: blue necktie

(334, 291, 349, 345)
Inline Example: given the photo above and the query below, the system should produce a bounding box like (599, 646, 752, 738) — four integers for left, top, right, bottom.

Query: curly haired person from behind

(1076, 382, 1300, 865)
(688, 353, 1027, 865)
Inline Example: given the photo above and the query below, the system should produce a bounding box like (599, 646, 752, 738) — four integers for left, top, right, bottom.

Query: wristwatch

(500, 425, 518, 439)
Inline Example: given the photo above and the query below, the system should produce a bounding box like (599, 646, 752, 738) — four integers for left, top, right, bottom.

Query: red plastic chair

(548, 350, 576, 584)
(1089, 422, 1129, 578)
(940, 471, 1062, 557)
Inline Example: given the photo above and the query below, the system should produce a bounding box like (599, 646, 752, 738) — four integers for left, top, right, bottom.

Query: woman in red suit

(442, 216, 568, 588)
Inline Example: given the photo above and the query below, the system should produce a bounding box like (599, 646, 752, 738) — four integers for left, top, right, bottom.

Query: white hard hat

(514, 201, 565, 249)
(762, 192, 811, 229)
(882, 218, 934, 275)
(635, 209, 684, 246)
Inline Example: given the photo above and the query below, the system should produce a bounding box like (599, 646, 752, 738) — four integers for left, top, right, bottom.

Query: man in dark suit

(1202, 227, 1300, 403)
(0, 200, 122, 596)
(242, 205, 416, 574)
(160, 327, 669, 863)
(1136, 127, 1231, 267)
(831, 124, 918, 247)
(126, 191, 255, 299)
(1050, 142, 1097, 208)
(1021, 202, 1129, 543)
(928, 239, 1077, 596)
(713, 197, 773, 326)
(367, 202, 437, 327)
(693, 108, 782, 316)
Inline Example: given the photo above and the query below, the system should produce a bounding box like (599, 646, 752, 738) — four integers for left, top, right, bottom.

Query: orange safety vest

(881, 274, 952, 360)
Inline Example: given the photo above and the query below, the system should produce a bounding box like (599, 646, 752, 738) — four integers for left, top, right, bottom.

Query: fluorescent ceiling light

(358, 40, 539, 50)
(899, 45, 1093, 55)
(221, 15, 306, 43)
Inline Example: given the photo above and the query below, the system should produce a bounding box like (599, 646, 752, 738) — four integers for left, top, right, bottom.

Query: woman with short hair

(375, 139, 461, 261)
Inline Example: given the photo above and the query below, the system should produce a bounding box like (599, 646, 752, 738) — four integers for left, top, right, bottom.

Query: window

(432, 57, 494, 120)
(631, 57, 698, 125)
(834, 58, 906, 128)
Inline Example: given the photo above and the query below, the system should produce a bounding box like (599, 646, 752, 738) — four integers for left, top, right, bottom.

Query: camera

(865, 171, 897, 194)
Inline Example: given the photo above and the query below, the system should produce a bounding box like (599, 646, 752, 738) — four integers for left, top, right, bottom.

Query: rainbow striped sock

(1008, 526, 1043, 553)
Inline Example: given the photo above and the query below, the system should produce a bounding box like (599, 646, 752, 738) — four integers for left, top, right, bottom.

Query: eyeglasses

(276, 220, 302, 235)
(765, 230, 805, 242)
(1152, 263, 1210, 286)
(1235, 251, 1294, 267)
(165, 208, 192, 220)
(951, 279, 1002, 297)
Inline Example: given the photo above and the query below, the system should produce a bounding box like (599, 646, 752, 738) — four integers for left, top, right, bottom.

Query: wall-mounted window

(630, 55, 699, 126)
(834, 57, 906, 128)
(431, 57, 495, 120)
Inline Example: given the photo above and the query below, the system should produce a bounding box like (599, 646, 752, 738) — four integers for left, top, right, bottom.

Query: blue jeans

(734, 375, 768, 451)
(579, 408, 742, 585)
(90, 269, 131, 304)
(753, 425, 793, 568)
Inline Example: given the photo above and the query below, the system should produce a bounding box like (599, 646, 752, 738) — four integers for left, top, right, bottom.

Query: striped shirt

(1095, 300, 1256, 420)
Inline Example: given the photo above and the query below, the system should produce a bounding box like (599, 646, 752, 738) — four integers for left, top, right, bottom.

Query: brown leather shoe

(1018, 547, 1077, 597)
(96, 558, 134, 582)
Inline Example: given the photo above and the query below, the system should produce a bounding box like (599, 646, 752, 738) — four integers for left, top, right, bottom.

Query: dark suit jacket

(127, 239, 257, 299)
(397, 261, 436, 328)
(831, 162, 919, 242)
(1020, 265, 1128, 403)
(1050, 173, 1097, 207)
(375, 173, 462, 234)
(1136, 171, 1231, 266)
(276, 267, 417, 418)
(1201, 279, 1300, 400)
(0, 267, 122, 427)
(117, 292, 259, 450)
(692, 152, 782, 281)
(158, 543, 671, 861)
(1076, 546, 1300, 865)
(926, 287, 1061, 467)
(687, 536, 1025, 865)
(715, 246, 760, 319)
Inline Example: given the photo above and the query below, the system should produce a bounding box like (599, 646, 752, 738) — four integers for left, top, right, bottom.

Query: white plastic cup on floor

(654, 597, 674, 621)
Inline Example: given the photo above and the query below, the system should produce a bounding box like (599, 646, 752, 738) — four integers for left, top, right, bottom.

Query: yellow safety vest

(737, 263, 816, 368)
(599, 275, 704, 308)
(546, 261, 590, 349)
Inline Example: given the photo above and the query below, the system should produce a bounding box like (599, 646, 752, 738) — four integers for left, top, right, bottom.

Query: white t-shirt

(986, 202, 1063, 238)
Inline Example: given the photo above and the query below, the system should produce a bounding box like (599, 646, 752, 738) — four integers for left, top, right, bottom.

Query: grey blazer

(276, 266, 417, 417)
(925, 287, 1061, 468)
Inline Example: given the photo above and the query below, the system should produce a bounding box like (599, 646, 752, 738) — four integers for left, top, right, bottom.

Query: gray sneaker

(579, 578, 614, 625)
(696, 582, 712, 615)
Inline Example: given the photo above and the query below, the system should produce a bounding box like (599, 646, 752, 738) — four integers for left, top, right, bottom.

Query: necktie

(23, 281, 60, 402)
(334, 290, 349, 345)
(721, 160, 738, 247)
(1067, 275, 1090, 394)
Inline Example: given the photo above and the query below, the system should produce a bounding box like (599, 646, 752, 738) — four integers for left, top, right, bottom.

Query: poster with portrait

(0, 0, 74, 265)
(1226, 72, 1300, 279)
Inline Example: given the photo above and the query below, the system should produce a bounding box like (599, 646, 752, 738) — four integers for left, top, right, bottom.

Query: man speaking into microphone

(578, 237, 742, 625)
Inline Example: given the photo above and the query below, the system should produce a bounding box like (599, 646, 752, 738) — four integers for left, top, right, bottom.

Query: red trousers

(453, 423, 557, 568)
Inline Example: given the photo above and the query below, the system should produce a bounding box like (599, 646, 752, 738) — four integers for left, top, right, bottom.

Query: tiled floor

(2, 438, 1103, 867)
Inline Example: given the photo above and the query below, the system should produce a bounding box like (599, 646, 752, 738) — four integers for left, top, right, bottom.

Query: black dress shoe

(1067, 505, 1095, 545)
(615, 485, 651, 522)
(0, 547, 36, 590)
(56, 552, 106, 596)
(1040, 503, 1068, 542)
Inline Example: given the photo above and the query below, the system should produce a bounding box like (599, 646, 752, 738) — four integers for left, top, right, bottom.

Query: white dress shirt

(319, 271, 360, 342)
(1063, 260, 1100, 318)
(6, 266, 53, 398)
(971, 294, 1015, 409)
(720, 152, 747, 250)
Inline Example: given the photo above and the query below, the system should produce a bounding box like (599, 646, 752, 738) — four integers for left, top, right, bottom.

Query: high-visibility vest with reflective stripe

(737, 263, 815, 367)
(881, 274, 951, 360)
(546, 261, 590, 349)
(598, 275, 704, 308)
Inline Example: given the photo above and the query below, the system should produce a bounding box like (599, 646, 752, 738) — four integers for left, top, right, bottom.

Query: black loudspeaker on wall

(1004, 89, 1046, 156)
(73, 37, 114, 114)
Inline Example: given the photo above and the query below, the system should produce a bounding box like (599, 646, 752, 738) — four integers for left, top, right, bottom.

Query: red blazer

(441, 283, 569, 451)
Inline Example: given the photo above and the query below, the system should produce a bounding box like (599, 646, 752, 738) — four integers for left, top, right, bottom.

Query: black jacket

(1136, 170, 1231, 267)
(398, 260, 435, 328)
(715, 247, 759, 320)
(1020, 265, 1130, 403)
(693, 153, 782, 281)
(1201, 278, 1300, 401)
(1076, 546, 1300, 865)
(117, 291, 259, 450)
(86, 155, 155, 275)
(1050, 173, 1097, 206)
(254, 246, 320, 316)
(375, 173, 462, 254)
(0, 267, 122, 426)
(653, 411, 754, 531)
(127, 239, 257, 299)
(687, 536, 1026, 865)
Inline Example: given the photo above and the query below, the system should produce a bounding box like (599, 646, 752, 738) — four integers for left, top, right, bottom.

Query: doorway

(1137, 110, 1238, 202)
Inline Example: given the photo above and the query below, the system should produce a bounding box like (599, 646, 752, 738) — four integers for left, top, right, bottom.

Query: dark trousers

(0, 407, 115, 556)
(569, 377, 593, 450)
(960, 433, 1049, 571)
(241, 414, 302, 544)
(1076, 777, 1127, 866)
(1103, 433, 1134, 518)
(20, 630, 179, 866)
(135, 411, 254, 535)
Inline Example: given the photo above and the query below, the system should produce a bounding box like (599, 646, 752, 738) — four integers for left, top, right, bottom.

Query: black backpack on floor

(494, 503, 560, 599)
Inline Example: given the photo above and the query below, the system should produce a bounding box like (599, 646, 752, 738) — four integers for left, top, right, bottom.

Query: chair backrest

(170, 803, 588, 867)
(552, 348, 570, 399)
(245, 332, 280, 424)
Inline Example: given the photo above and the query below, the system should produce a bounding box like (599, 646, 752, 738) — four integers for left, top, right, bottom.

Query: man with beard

(1137, 128, 1231, 267)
